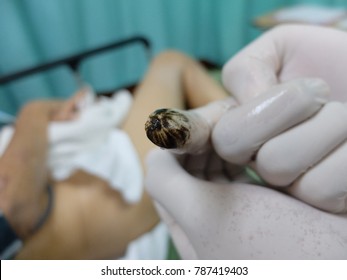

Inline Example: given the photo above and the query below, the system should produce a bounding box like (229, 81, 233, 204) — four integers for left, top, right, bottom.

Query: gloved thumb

(145, 149, 201, 218)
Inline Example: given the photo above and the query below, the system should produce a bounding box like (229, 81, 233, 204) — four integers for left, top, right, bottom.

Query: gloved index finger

(212, 78, 329, 165)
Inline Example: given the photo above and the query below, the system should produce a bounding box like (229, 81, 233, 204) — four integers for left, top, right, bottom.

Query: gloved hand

(145, 81, 347, 259)
(146, 149, 347, 259)
(217, 24, 347, 213)
(222, 24, 347, 103)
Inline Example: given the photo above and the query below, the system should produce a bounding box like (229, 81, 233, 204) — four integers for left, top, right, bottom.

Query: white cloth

(0, 89, 169, 259)
(48, 89, 144, 203)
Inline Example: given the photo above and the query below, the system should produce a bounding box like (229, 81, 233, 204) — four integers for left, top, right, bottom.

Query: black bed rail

(0, 35, 151, 85)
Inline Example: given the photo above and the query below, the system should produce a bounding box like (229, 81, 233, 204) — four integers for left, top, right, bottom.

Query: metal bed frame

(0, 36, 152, 94)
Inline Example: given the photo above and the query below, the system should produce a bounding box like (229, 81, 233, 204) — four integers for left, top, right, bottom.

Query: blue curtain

(0, 0, 346, 115)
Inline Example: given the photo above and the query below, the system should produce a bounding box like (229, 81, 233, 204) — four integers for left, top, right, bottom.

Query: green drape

(0, 0, 346, 115)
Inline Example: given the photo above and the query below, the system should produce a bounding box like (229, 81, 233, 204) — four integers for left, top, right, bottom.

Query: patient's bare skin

(0, 101, 63, 239)
(3, 51, 229, 259)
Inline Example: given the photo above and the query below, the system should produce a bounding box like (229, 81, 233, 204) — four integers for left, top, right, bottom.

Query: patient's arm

(0, 101, 62, 238)
(12, 52, 229, 259)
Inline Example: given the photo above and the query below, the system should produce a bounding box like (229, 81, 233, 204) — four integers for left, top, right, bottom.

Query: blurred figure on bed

(4, 31, 346, 260)
(0, 51, 228, 259)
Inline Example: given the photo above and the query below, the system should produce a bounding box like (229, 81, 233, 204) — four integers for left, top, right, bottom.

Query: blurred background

(0, 0, 346, 116)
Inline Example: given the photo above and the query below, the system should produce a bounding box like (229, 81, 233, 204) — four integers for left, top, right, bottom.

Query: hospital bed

(0, 36, 220, 260)
(0, 35, 221, 127)
(0, 35, 221, 94)
(0, 35, 152, 96)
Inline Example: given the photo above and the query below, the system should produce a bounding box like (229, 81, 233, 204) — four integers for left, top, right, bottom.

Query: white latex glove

(146, 149, 347, 260)
(145, 78, 347, 259)
(218, 24, 347, 213)
(222, 24, 347, 103)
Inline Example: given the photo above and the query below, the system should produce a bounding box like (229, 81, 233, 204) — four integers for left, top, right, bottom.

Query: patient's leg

(121, 51, 231, 237)
(182, 57, 229, 108)
(122, 51, 187, 165)
(122, 50, 228, 167)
